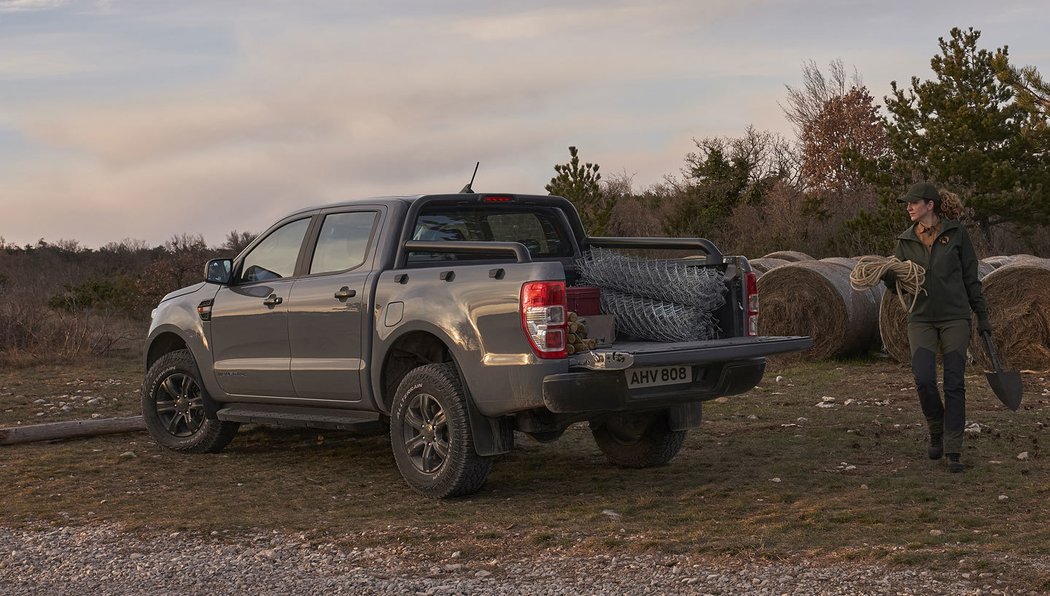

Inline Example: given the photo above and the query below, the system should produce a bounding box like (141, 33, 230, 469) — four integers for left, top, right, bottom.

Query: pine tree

(666, 127, 795, 240)
(883, 27, 1050, 231)
(546, 146, 613, 236)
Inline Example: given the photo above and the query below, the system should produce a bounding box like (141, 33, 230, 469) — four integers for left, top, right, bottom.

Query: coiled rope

(849, 256, 927, 312)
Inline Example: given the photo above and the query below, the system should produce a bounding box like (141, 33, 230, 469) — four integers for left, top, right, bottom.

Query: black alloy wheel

(141, 349, 239, 453)
(389, 362, 492, 498)
(401, 392, 450, 475)
(152, 371, 207, 438)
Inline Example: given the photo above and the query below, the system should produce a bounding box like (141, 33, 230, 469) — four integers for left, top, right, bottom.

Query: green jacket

(893, 219, 988, 324)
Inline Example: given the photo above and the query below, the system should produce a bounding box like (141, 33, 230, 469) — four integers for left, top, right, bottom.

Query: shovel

(981, 331, 1022, 411)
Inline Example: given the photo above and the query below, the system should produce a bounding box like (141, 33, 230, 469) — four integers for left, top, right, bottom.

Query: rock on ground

(0, 525, 1010, 595)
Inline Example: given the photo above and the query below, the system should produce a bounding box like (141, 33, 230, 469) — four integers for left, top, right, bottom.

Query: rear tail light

(745, 271, 759, 336)
(520, 281, 567, 359)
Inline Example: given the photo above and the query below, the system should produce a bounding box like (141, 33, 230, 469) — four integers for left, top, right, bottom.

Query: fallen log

(0, 416, 145, 446)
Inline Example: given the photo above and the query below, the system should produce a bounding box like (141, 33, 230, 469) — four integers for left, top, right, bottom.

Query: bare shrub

(725, 181, 835, 257)
(0, 282, 142, 366)
(136, 235, 213, 310)
(603, 172, 678, 238)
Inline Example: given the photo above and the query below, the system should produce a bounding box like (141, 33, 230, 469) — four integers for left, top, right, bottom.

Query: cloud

(5, 0, 1046, 248)
(0, 1, 801, 246)
(0, 0, 69, 12)
(2, 12, 797, 247)
(0, 47, 92, 78)
(446, 0, 758, 41)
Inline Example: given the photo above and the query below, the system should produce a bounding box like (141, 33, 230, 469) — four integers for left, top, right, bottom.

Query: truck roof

(283, 193, 568, 219)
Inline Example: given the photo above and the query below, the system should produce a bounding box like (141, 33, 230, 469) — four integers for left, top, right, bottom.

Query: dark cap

(897, 182, 941, 204)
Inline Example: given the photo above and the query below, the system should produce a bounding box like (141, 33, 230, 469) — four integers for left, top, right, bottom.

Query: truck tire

(390, 363, 492, 498)
(590, 412, 687, 468)
(142, 349, 239, 454)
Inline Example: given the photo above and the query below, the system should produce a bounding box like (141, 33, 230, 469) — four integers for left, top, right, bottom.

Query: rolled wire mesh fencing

(575, 248, 727, 342)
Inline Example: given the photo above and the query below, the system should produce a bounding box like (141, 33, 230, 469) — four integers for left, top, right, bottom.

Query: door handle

(262, 294, 283, 307)
(334, 286, 357, 301)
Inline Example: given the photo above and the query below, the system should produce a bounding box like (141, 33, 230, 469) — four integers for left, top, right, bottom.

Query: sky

(1, 0, 1047, 249)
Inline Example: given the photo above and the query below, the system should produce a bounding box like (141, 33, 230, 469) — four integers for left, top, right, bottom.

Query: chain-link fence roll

(599, 289, 721, 343)
(575, 248, 727, 311)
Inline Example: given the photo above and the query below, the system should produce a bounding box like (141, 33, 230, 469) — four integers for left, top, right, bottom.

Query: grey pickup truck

(142, 193, 810, 498)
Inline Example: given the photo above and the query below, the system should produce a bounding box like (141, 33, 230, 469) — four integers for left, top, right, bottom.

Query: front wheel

(590, 412, 687, 468)
(142, 350, 239, 453)
(390, 363, 492, 498)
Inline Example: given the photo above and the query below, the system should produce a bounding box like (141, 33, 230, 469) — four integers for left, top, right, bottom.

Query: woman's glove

(880, 269, 897, 291)
(977, 318, 993, 336)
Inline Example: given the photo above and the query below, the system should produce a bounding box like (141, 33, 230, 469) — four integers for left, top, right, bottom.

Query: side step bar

(216, 404, 385, 434)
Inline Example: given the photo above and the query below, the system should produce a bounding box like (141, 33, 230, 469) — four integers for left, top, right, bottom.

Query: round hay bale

(757, 261, 880, 359)
(879, 290, 911, 364)
(820, 256, 859, 270)
(976, 261, 995, 280)
(761, 250, 813, 262)
(834, 256, 888, 308)
(980, 255, 1012, 270)
(971, 257, 1050, 371)
(749, 257, 789, 276)
(879, 260, 998, 365)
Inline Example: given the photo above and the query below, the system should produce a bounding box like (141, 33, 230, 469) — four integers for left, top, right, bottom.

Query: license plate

(625, 365, 693, 389)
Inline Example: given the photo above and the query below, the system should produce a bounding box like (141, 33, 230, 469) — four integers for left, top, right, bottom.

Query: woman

(885, 182, 990, 473)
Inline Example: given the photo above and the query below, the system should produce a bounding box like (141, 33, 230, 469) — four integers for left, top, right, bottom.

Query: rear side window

(310, 211, 378, 275)
(409, 207, 571, 263)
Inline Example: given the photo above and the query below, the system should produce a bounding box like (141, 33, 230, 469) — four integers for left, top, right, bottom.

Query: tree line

(548, 28, 1050, 258)
(0, 232, 255, 364)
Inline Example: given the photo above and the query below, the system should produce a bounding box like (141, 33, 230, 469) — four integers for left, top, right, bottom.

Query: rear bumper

(542, 358, 766, 414)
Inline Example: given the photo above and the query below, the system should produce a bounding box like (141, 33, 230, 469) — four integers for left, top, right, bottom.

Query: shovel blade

(986, 371, 1023, 411)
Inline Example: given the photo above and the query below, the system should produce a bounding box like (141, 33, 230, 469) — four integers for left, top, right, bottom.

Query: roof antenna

(460, 161, 480, 193)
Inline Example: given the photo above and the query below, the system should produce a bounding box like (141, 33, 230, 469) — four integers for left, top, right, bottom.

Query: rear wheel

(390, 363, 492, 498)
(591, 412, 687, 468)
(142, 350, 239, 453)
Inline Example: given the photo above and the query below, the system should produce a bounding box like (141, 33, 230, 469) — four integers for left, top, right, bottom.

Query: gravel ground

(0, 525, 1029, 595)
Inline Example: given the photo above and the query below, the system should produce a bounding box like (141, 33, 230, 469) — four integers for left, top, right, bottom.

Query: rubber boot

(947, 453, 964, 473)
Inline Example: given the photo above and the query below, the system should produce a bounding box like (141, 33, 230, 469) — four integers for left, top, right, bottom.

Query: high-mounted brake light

(483, 196, 514, 203)
(520, 281, 567, 359)
(744, 271, 759, 336)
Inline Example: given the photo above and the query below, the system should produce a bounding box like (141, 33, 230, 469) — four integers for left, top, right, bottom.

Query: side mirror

(205, 259, 233, 285)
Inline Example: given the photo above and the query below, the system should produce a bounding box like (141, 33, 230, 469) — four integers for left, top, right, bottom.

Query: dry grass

(0, 358, 141, 424)
(0, 304, 144, 367)
(2, 356, 1049, 590)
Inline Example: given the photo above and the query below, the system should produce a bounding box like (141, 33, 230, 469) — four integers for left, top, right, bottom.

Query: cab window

(309, 211, 378, 275)
(240, 218, 311, 282)
(408, 207, 570, 263)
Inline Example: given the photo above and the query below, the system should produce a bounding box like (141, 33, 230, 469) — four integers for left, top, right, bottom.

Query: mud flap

(667, 401, 702, 431)
(464, 396, 514, 456)
(456, 368, 513, 456)
(199, 381, 222, 419)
